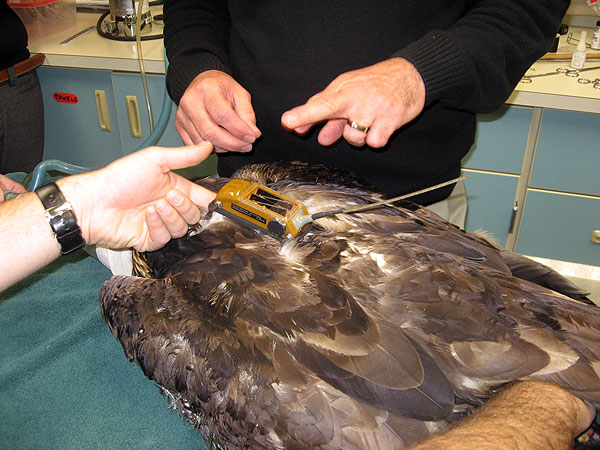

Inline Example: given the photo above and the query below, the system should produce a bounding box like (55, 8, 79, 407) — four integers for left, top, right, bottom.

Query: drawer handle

(592, 230, 600, 244)
(126, 95, 142, 138)
(94, 90, 111, 132)
(508, 201, 519, 234)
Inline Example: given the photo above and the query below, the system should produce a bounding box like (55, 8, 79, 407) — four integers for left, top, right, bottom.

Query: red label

(8, 0, 59, 8)
(53, 92, 79, 104)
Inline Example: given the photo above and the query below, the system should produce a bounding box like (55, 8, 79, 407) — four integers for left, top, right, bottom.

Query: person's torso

(219, 1, 473, 203)
(1, 1, 30, 69)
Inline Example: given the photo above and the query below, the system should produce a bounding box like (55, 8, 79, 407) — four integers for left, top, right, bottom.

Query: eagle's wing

(99, 165, 600, 449)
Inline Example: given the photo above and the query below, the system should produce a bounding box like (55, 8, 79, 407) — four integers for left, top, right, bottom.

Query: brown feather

(99, 161, 600, 449)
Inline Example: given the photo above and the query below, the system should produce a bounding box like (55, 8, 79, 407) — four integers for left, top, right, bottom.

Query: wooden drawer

(516, 190, 600, 266)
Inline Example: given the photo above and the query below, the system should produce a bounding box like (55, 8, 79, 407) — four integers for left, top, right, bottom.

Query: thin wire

(311, 176, 467, 220)
(135, 0, 155, 133)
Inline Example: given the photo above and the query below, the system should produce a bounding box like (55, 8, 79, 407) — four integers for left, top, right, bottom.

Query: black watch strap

(35, 182, 86, 255)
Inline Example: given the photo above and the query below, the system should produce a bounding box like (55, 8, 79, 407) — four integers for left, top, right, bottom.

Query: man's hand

(175, 70, 261, 153)
(59, 143, 217, 252)
(0, 174, 26, 203)
(281, 57, 426, 148)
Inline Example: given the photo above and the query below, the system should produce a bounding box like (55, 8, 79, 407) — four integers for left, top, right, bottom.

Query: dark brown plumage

(99, 162, 598, 450)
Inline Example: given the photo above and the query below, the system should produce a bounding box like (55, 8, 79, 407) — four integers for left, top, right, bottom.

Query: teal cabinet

(37, 66, 123, 168)
(461, 106, 532, 246)
(463, 106, 532, 174)
(111, 72, 183, 154)
(517, 191, 600, 266)
(530, 110, 600, 196)
(37, 66, 216, 177)
(516, 109, 600, 265)
(462, 170, 519, 248)
(462, 105, 599, 265)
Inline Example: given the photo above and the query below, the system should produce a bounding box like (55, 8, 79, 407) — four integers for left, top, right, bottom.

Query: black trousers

(0, 68, 44, 173)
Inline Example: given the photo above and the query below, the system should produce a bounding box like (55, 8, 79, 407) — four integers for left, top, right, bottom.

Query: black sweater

(1, 0, 30, 70)
(164, 1, 569, 204)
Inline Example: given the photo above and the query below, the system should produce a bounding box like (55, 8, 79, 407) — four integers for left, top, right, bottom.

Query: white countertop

(26, 10, 600, 113)
(507, 60, 600, 113)
(27, 9, 167, 74)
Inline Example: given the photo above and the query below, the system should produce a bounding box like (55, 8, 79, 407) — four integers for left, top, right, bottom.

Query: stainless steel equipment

(103, 0, 152, 38)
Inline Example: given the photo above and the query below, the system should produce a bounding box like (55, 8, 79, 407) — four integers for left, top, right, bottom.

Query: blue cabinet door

(111, 72, 217, 177)
(461, 105, 530, 247)
(37, 66, 123, 168)
(111, 72, 181, 154)
(462, 170, 519, 247)
(462, 106, 532, 174)
(530, 109, 600, 196)
(517, 190, 600, 266)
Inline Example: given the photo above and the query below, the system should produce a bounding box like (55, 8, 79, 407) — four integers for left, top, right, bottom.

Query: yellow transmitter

(208, 176, 466, 241)
(208, 179, 314, 240)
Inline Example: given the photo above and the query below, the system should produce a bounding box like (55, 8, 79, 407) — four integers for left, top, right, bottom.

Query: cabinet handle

(94, 90, 111, 132)
(126, 95, 142, 138)
(508, 201, 519, 235)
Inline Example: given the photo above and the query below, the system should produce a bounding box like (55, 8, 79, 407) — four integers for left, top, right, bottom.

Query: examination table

(0, 251, 207, 449)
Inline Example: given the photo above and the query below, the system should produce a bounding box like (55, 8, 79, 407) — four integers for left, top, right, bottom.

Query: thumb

(165, 142, 213, 170)
(152, 142, 214, 173)
(282, 94, 343, 131)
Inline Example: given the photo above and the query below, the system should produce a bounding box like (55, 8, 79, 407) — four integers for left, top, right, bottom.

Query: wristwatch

(35, 182, 86, 255)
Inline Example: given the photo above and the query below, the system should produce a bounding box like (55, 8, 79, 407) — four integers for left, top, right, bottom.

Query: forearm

(0, 174, 100, 291)
(411, 381, 592, 450)
(396, 0, 570, 112)
(0, 192, 61, 291)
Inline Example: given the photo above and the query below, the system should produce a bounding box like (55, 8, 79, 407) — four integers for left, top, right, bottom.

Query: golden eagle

(100, 162, 598, 449)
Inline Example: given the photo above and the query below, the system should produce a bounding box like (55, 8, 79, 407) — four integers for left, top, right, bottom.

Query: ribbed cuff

(393, 32, 473, 107)
(166, 52, 231, 105)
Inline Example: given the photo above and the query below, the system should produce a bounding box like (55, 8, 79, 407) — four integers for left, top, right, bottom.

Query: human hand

(58, 144, 217, 252)
(175, 70, 261, 153)
(0, 174, 26, 203)
(281, 57, 426, 148)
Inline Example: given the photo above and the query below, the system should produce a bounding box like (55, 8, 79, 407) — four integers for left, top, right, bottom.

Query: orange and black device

(208, 176, 466, 241)
(208, 179, 314, 240)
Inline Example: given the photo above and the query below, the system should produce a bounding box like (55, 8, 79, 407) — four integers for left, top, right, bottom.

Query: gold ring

(349, 120, 368, 132)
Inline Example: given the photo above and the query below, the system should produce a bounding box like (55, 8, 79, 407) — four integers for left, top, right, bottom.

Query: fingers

(317, 119, 347, 146)
(366, 118, 398, 148)
(0, 174, 26, 194)
(144, 189, 202, 251)
(281, 93, 341, 133)
(176, 71, 261, 152)
(282, 58, 426, 149)
(0, 175, 27, 204)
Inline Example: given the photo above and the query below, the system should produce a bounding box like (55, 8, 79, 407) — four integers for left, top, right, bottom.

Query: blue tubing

(26, 160, 92, 191)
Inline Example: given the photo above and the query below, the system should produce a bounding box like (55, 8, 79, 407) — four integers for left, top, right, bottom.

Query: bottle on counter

(592, 21, 600, 50)
(571, 30, 587, 69)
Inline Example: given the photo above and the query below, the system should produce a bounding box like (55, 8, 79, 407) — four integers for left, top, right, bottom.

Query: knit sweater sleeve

(163, 0, 232, 104)
(393, 0, 570, 113)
